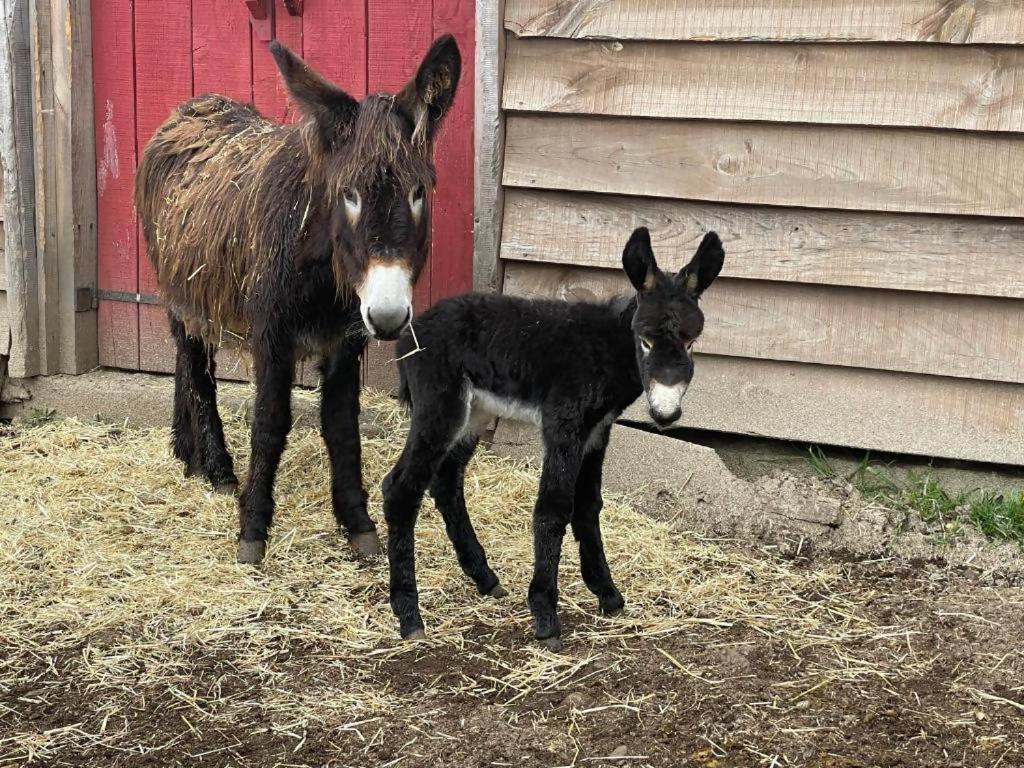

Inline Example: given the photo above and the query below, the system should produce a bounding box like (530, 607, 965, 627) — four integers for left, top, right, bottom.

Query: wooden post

(29, 0, 58, 372)
(1, 0, 41, 377)
(48, 0, 98, 373)
(473, 0, 506, 293)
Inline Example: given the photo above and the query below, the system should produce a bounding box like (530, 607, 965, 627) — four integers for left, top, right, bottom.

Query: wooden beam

(503, 262, 1024, 385)
(504, 0, 1024, 45)
(1, 0, 41, 377)
(620, 354, 1024, 467)
(503, 38, 1024, 133)
(29, 0, 58, 372)
(499, 189, 1024, 300)
(474, 0, 506, 293)
(54, 0, 97, 373)
(504, 114, 1024, 218)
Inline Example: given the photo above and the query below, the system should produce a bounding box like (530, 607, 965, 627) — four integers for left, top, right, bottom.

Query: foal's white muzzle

(358, 263, 413, 341)
(647, 380, 687, 428)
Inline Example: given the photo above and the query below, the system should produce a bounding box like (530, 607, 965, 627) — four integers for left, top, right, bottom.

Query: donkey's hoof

(538, 636, 563, 652)
(349, 530, 381, 557)
(214, 481, 238, 496)
(236, 539, 267, 565)
(403, 628, 427, 641)
(487, 583, 509, 599)
(603, 607, 625, 618)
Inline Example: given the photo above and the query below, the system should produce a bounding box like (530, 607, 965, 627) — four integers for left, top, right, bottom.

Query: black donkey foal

(383, 228, 725, 649)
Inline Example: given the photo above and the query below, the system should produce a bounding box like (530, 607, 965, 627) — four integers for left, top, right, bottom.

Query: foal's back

(397, 292, 635, 412)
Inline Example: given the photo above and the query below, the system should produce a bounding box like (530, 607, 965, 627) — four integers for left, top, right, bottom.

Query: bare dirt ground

(2, 390, 1022, 768)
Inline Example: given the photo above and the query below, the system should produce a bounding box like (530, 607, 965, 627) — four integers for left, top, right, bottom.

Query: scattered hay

(0, 391, 1011, 766)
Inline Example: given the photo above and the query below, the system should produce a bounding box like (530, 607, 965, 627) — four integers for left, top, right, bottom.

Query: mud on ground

(1, 390, 1022, 767)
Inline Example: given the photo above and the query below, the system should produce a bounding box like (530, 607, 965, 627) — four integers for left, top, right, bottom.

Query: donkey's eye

(410, 184, 425, 204)
(342, 187, 360, 208)
(639, 337, 653, 354)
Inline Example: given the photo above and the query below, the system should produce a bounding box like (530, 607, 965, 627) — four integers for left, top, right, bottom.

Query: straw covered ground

(1, 390, 1022, 767)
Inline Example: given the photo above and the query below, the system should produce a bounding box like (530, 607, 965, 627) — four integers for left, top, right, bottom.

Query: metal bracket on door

(244, 0, 303, 42)
(244, 0, 274, 41)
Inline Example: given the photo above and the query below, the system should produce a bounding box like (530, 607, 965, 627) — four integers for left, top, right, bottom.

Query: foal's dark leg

(169, 314, 236, 490)
(571, 433, 624, 615)
(429, 436, 504, 597)
(529, 426, 585, 650)
(237, 339, 295, 564)
(383, 394, 464, 639)
(319, 339, 379, 556)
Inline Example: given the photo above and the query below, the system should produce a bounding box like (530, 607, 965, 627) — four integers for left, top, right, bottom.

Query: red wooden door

(92, 0, 474, 375)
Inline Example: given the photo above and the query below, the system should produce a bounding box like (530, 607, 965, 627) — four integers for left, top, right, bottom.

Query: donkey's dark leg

(237, 340, 295, 564)
(319, 338, 378, 556)
(528, 425, 585, 650)
(169, 314, 236, 490)
(429, 436, 504, 597)
(170, 316, 197, 473)
(572, 434, 624, 616)
(383, 393, 465, 639)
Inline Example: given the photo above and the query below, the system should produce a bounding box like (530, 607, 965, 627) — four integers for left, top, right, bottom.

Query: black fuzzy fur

(383, 228, 725, 643)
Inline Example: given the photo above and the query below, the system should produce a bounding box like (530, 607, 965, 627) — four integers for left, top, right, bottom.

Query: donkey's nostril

(367, 306, 411, 340)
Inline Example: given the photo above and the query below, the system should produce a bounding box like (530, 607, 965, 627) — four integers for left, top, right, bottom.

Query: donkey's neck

(600, 294, 643, 398)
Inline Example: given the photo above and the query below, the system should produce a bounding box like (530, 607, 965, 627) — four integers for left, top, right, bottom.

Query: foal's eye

(342, 187, 360, 208)
(409, 184, 425, 207)
(639, 337, 653, 354)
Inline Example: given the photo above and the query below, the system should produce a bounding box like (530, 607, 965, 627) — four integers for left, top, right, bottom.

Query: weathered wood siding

(496, 0, 1024, 464)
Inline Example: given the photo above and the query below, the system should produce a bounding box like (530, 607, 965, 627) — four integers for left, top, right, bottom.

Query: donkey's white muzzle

(647, 381, 687, 428)
(358, 263, 413, 341)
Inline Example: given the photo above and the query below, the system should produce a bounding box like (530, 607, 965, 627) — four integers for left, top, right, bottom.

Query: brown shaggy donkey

(135, 35, 461, 564)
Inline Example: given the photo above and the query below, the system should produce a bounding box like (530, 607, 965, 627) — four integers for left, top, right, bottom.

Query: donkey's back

(136, 94, 308, 342)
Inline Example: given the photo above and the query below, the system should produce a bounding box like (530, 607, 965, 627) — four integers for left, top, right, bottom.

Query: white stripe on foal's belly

(459, 386, 615, 455)
(469, 388, 543, 426)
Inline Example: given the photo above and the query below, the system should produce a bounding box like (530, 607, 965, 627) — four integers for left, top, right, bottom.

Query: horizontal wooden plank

(503, 38, 1024, 132)
(502, 262, 1024, 384)
(620, 354, 1024, 466)
(503, 114, 1024, 218)
(505, 0, 1024, 45)
(499, 189, 1024, 299)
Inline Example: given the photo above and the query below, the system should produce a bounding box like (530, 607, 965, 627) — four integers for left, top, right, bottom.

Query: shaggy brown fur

(133, 35, 461, 565)
(136, 92, 436, 345)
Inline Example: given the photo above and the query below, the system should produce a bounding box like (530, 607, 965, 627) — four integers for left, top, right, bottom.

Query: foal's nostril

(650, 407, 682, 429)
(367, 306, 412, 340)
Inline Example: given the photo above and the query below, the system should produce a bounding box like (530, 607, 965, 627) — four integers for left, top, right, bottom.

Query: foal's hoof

(403, 628, 427, 642)
(236, 539, 267, 565)
(538, 636, 563, 652)
(214, 481, 238, 496)
(486, 583, 509, 599)
(349, 530, 381, 557)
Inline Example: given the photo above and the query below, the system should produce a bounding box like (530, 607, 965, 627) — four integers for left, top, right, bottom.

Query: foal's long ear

(270, 42, 358, 149)
(622, 227, 660, 293)
(680, 231, 725, 299)
(396, 34, 462, 144)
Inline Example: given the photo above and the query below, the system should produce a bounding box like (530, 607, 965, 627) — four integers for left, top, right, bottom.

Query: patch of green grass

(805, 447, 1024, 546)
(806, 446, 836, 480)
(26, 407, 56, 425)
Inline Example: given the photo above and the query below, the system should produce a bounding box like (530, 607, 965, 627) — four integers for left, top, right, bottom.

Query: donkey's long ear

(270, 42, 358, 149)
(622, 227, 660, 293)
(680, 231, 725, 299)
(396, 34, 461, 144)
